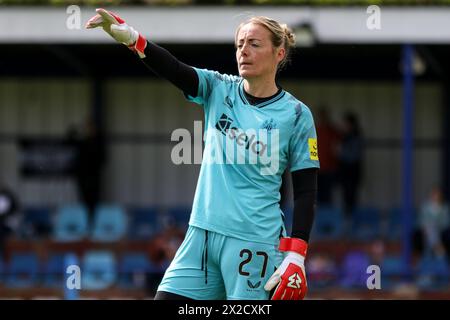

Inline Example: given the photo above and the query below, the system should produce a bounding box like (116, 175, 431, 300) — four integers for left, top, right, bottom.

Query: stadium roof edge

(2, 6, 450, 44)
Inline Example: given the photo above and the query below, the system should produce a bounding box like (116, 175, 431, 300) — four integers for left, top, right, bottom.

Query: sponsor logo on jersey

(215, 113, 236, 133)
(247, 280, 262, 289)
(308, 138, 318, 160)
(215, 113, 267, 156)
(208, 113, 280, 175)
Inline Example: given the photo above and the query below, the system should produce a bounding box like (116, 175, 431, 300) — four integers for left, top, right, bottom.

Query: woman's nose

(240, 44, 249, 56)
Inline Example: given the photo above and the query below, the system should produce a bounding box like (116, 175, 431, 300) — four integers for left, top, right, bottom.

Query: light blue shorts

(157, 226, 283, 300)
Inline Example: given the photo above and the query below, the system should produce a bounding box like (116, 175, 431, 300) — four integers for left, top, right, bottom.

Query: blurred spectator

(338, 112, 364, 223)
(0, 185, 19, 255)
(368, 238, 386, 266)
(306, 253, 338, 288)
(73, 116, 107, 223)
(149, 226, 185, 267)
(146, 226, 185, 295)
(315, 107, 341, 206)
(413, 186, 450, 259)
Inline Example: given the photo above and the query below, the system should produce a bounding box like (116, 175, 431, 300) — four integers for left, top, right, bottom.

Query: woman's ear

(277, 47, 286, 64)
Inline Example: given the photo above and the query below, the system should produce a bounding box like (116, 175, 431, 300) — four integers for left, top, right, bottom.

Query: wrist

(279, 237, 308, 257)
(128, 32, 147, 58)
(286, 251, 305, 266)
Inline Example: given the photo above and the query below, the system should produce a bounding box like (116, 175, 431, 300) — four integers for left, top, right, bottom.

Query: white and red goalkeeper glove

(264, 237, 308, 300)
(85, 8, 147, 58)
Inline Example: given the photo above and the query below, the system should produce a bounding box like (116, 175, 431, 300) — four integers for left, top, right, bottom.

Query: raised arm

(85, 8, 198, 97)
(140, 42, 198, 98)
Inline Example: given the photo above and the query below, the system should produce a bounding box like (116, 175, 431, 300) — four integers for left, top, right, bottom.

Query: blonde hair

(235, 16, 296, 70)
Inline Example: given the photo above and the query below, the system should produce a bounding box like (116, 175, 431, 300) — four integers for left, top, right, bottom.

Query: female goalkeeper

(86, 9, 319, 300)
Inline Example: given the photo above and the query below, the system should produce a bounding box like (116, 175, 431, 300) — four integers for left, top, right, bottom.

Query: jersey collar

(238, 79, 286, 108)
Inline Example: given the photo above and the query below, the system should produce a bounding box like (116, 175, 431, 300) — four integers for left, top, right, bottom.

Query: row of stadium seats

(284, 206, 417, 242)
(20, 204, 191, 242)
(0, 250, 166, 290)
(307, 251, 450, 291)
(1, 248, 448, 292)
(21, 204, 413, 242)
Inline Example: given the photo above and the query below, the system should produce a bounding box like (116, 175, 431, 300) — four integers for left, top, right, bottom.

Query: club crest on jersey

(261, 118, 277, 132)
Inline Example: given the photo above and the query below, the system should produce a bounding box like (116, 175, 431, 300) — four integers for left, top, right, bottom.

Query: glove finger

(264, 273, 280, 291)
(281, 289, 289, 300)
(299, 271, 308, 299)
(85, 14, 103, 29)
(291, 288, 300, 300)
(271, 288, 282, 300)
(283, 287, 294, 300)
(281, 288, 289, 300)
(299, 284, 307, 300)
(271, 281, 286, 300)
(96, 8, 121, 25)
(289, 290, 296, 300)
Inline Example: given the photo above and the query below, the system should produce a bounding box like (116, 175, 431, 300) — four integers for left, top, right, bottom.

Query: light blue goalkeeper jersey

(185, 68, 320, 245)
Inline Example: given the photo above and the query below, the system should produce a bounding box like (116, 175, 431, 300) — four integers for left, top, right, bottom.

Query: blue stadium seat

(166, 206, 191, 231)
(82, 250, 117, 290)
(384, 207, 402, 241)
(42, 253, 67, 288)
(381, 255, 405, 289)
(351, 206, 381, 241)
(128, 207, 159, 239)
(415, 255, 450, 290)
(5, 252, 40, 288)
(311, 206, 343, 240)
(91, 205, 128, 242)
(53, 204, 89, 242)
(22, 206, 52, 238)
(118, 252, 155, 288)
(385, 207, 417, 241)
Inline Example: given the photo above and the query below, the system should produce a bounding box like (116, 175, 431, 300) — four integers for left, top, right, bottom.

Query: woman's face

(236, 23, 285, 80)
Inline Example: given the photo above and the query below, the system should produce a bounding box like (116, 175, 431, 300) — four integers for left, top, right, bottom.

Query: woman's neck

(243, 77, 279, 98)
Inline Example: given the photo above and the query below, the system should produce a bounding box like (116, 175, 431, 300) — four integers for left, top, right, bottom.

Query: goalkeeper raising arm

(86, 9, 319, 301)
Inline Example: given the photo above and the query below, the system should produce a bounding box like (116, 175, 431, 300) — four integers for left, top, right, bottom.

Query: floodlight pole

(444, 81, 450, 205)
